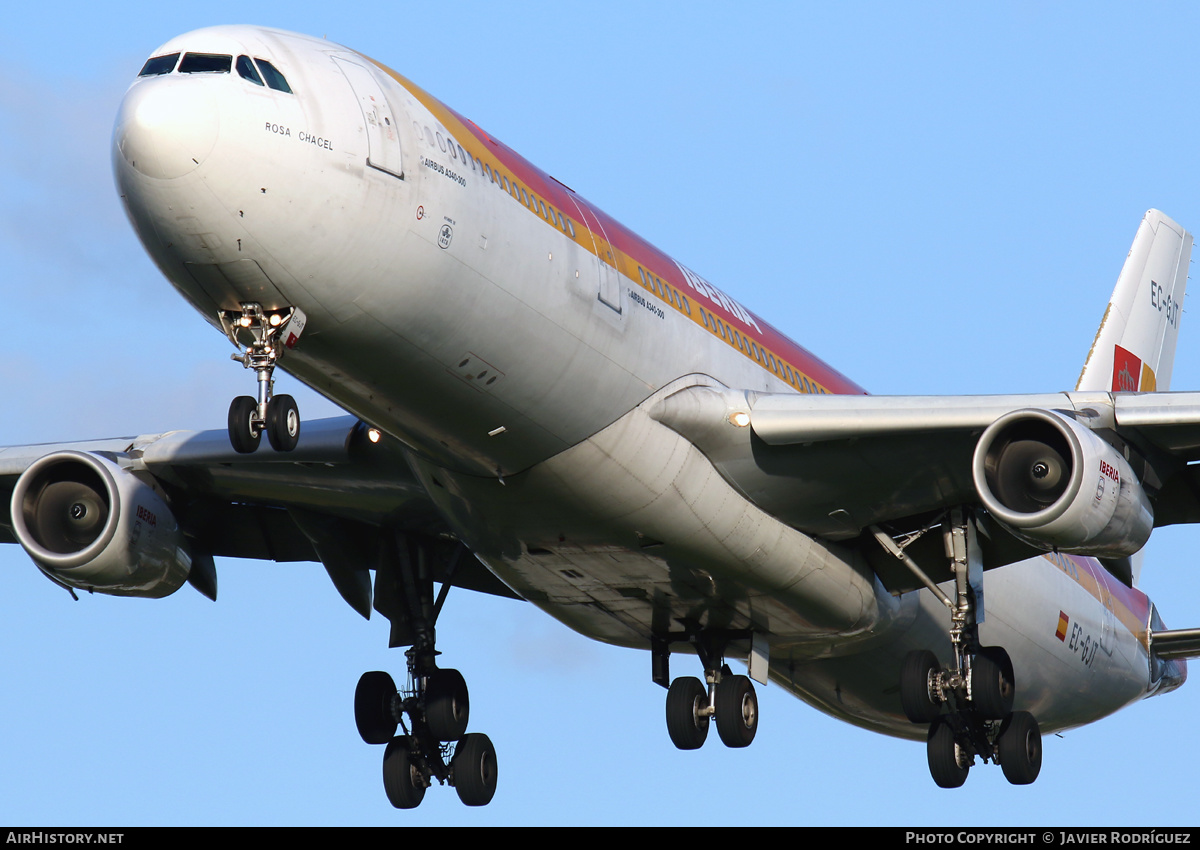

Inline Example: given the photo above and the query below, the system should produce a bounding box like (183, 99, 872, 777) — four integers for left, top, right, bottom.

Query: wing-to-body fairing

(3, 25, 1200, 806)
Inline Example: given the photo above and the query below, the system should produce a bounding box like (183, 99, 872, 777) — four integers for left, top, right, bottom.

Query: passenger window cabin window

(138, 53, 180, 76)
(566, 219, 576, 238)
(436, 132, 447, 152)
(237, 55, 265, 86)
(179, 53, 232, 74)
(254, 58, 292, 92)
(424, 126, 436, 147)
(680, 295, 690, 315)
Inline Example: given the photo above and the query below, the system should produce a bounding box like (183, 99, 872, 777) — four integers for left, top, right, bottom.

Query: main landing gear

(354, 536, 497, 808)
(219, 302, 306, 453)
(874, 508, 1042, 788)
(355, 659, 496, 808)
(656, 629, 761, 751)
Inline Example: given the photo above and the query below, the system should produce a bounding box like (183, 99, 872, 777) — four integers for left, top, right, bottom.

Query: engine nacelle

(972, 409, 1153, 557)
(10, 451, 191, 598)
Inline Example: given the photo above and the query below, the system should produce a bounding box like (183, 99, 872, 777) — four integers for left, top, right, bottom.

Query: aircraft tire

(383, 736, 427, 809)
(900, 650, 942, 723)
(997, 711, 1042, 785)
(227, 396, 260, 453)
(714, 674, 758, 748)
(926, 717, 969, 788)
(971, 646, 1015, 720)
(355, 671, 398, 745)
(425, 668, 470, 741)
(266, 394, 300, 452)
(667, 672, 710, 749)
(665, 677, 710, 750)
(452, 733, 498, 806)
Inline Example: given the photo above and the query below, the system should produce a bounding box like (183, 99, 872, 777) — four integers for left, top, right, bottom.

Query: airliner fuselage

(92, 24, 1193, 802)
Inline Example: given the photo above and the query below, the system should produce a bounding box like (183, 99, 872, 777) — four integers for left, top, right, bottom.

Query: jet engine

(9, 451, 192, 598)
(972, 408, 1153, 557)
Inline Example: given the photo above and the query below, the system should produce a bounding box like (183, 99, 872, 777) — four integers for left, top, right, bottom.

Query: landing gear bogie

(352, 538, 496, 808)
(660, 629, 763, 752)
(880, 509, 1044, 788)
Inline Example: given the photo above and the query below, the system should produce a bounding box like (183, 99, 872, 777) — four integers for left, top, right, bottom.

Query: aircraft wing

(651, 384, 1200, 590)
(0, 416, 519, 619)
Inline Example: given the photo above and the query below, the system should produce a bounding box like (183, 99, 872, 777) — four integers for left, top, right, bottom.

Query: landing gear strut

(875, 507, 1041, 787)
(220, 302, 306, 453)
(354, 536, 497, 808)
(658, 629, 761, 751)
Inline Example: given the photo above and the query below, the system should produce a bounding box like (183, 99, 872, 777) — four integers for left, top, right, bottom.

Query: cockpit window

(254, 59, 293, 93)
(138, 53, 180, 76)
(179, 53, 233, 74)
(236, 55, 265, 86)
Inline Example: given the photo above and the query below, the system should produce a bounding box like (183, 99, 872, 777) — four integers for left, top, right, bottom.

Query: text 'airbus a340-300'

(4, 25, 1200, 808)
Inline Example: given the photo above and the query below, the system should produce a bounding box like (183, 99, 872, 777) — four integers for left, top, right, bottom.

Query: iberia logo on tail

(1111, 344, 1157, 392)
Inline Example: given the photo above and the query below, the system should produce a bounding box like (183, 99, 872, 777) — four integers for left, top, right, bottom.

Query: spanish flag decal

(1056, 611, 1070, 642)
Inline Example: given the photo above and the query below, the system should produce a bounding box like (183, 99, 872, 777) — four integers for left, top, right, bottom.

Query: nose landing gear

(219, 302, 306, 453)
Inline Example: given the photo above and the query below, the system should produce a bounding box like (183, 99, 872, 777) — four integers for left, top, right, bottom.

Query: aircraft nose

(113, 78, 220, 179)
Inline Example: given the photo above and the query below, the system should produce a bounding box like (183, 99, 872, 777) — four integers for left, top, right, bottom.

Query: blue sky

(3, 1, 1200, 826)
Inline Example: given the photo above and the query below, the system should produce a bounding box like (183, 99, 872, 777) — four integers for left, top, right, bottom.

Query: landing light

(367, 428, 381, 443)
(730, 411, 751, 428)
(269, 314, 282, 327)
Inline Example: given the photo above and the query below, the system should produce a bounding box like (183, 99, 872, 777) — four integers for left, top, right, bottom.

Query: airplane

(4, 21, 1200, 815)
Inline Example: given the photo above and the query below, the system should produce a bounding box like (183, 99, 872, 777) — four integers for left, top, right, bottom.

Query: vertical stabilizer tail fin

(1076, 210, 1192, 393)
